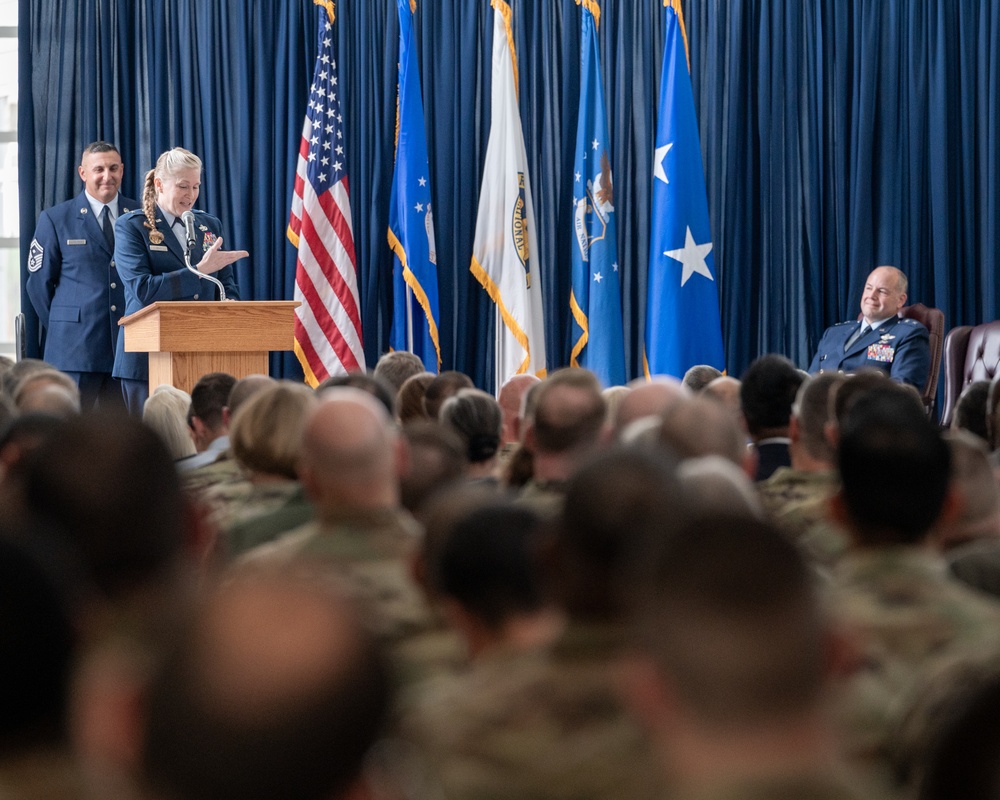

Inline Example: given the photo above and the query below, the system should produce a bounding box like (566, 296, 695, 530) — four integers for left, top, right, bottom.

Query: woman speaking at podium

(113, 147, 246, 414)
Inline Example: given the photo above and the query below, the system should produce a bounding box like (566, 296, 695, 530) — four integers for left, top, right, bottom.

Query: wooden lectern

(119, 301, 300, 394)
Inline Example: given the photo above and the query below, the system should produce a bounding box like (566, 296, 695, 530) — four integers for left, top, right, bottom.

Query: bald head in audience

(298, 389, 404, 518)
(702, 376, 743, 427)
(660, 396, 754, 476)
(614, 377, 687, 435)
(13, 369, 81, 418)
(498, 374, 541, 447)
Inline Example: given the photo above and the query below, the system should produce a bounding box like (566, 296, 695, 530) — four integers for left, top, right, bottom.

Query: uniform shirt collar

(84, 191, 119, 219)
(863, 314, 900, 332)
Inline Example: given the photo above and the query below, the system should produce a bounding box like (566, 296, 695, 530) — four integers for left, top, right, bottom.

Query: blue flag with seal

(569, 0, 626, 388)
(644, 0, 724, 379)
(388, 0, 441, 371)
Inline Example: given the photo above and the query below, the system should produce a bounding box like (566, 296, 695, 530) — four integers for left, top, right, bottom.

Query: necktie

(845, 323, 871, 352)
(100, 205, 115, 249)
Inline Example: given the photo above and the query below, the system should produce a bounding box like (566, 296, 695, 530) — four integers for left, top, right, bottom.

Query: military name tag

(150, 244, 169, 251)
(66, 239, 86, 245)
(867, 343, 895, 363)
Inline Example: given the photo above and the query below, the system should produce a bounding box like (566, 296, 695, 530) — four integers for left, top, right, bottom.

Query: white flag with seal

(469, 0, 547, 384)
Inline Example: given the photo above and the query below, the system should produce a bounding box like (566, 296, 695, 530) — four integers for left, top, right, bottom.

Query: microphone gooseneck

(180, 211, 227, 301)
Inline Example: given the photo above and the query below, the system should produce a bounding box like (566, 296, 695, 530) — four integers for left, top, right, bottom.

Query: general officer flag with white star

(388, 0, 441, 371)
(569, 0, 626, 388)
(645, 0, 724, 378)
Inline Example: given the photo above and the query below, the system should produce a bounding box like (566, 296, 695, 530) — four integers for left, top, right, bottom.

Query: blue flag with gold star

(388, 0, 441, 371)
(569, 0, 626, 388)
(645, 0, 724, 378)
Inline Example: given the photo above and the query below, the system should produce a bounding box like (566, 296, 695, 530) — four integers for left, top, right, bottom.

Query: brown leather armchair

(940, 321, 1000, 427)
(899, 304, 945, 418)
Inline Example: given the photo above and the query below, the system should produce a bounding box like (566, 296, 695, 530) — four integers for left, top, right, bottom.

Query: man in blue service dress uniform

(26, 142, 139, 409)
(808, 266, 930, 390)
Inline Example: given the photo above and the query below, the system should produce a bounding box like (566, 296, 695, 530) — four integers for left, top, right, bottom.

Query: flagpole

(405, 284, 414, 354)
(494, 305, 502, 396)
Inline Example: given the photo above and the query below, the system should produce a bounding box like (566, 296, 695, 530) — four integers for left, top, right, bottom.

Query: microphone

(181, 210, 198, 253)
(180, 210, 227, 301)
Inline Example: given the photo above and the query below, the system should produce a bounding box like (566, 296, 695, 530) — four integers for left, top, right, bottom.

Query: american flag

(288, 2, 365, 386)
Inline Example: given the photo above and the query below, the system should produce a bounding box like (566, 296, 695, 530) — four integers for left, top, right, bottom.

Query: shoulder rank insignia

(27, 239, 43, 272)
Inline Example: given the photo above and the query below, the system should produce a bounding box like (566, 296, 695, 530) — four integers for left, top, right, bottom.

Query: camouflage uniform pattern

(757, 468, 849, 568)
(828, 547, 1000, 770)
(220, 484, 313, 561)
(400, 622, 666, 800)
(199, 479, 303, 540)
(239, 510, 432, 646)
(179, 450, 241, 495)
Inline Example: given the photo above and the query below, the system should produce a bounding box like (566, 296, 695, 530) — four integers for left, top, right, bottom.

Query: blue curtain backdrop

(19, 0, 1000, 392)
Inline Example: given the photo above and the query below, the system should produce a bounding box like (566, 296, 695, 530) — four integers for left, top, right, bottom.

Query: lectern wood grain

(119, 301, 300, 395)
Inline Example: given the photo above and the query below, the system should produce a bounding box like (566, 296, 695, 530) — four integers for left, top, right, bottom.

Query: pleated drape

(20, 0, 1000, 391)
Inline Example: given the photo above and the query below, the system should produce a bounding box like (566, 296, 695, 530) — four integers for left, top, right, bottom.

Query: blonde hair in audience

(143, 385, 196, 460)
(230, 381, 317, 479)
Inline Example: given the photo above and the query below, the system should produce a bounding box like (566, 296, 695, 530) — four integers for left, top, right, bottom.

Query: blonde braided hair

(141, 147, 203, 239)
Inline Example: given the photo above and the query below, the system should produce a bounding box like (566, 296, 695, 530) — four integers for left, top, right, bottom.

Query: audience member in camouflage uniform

(517, 368, 607, 517)
(826, 390, 1000, 790)
(241, 388, 431, 651)
(180, 374, 274, 495)
(402, 449, 681, 800)
(628, 514, 869, 800)
(757, 372, 848, 568)
(197, 382, 316, 555)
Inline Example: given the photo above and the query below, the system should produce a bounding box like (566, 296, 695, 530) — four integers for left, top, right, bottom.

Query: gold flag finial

(491, 0, 520, 99)
(663, 0, 690, 72)
(314, 0, 335, 25)
(576, 0, 601, 30)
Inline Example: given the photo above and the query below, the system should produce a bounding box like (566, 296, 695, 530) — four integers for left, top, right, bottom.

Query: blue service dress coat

(112, 206, 240, 382)
(808, 315, 930, 389)
(25, 191, 139, 373)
